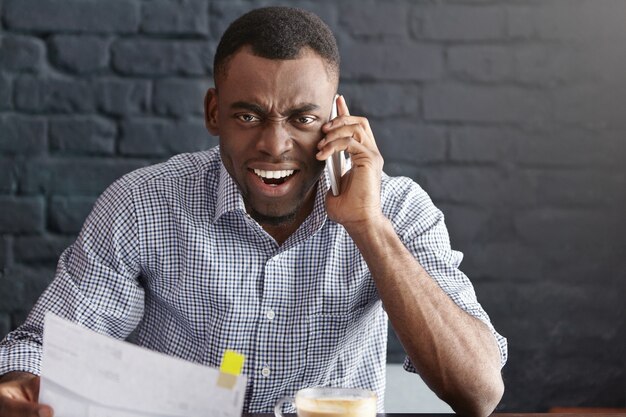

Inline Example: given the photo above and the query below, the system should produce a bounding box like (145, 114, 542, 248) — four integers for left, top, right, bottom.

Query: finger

(322, 123, 368, 146)
(323, 115, 374, 143)
(0, 396, 51, 417)
(24, 375, 41, 401)
(320, 122, 381, 157)
(337, 95, 350, 117)
(0, 375, 40, 402)
(316, 136, 370, 161)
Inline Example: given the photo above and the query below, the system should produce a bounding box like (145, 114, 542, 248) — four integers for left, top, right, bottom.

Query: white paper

(40, 313, 247, 417)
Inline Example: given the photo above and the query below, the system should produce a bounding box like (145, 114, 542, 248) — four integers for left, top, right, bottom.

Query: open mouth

(252, 168, 297, 186)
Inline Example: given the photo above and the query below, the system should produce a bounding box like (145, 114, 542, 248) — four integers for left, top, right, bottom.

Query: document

(39, 313, 247, 417)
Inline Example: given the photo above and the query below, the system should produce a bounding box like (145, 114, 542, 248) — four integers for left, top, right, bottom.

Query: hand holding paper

(39, 313, 247, 417)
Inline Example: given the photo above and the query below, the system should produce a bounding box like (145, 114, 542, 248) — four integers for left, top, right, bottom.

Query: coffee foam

(295, 396, 377, 417)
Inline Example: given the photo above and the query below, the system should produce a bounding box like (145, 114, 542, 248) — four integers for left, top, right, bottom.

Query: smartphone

(325, 94, 351, 196)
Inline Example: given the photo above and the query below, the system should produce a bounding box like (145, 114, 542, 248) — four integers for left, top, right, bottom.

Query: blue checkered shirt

(0, 147, 507, 413)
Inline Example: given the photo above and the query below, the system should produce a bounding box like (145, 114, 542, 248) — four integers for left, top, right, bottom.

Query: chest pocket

(304, 307, 367, 387)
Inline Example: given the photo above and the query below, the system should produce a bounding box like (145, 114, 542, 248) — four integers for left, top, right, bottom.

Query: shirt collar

(212, 163, 247, 223)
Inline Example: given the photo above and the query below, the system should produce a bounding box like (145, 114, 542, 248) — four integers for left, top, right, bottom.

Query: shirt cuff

(0, 342, 43, 377)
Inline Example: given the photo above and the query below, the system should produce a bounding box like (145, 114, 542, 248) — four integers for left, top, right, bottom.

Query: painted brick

(341, 41, 443, 81)
(506, 5, 538, 39)
(411, 5, 505, 41)
(0, 196, 45, 233)
(11, 311, 30, 332)
(0, 114, 47, 155)
(14, 235, 74, 265)
(141, 0, 209, 35)
(0, 35, 45, 72)
(4, 0, 139, 33)
(49, 196, 97, 234)
(536, 242, 625, 285)
(153, 78, 212, 117)
(480, 281, 623, 353)
(449, 126, 518, 163)
(582, 39, 626, 85)
(374, 120, 446, 164)
(513, 128, 626, 169)
(209, 2, 258, 40)
(382, 161, 421, 183)
(111, 39, 215, 76)
(208, 1, 338, 49)
(0, 314, 9, 340)
(292, 2, 338, 32)
(424, 83, 550, 124)
(513, 44, 593, 86)
(462, 241, 544, 281)
(49, 35, 110, 73)
(0, 236, 8, 270)
(422, 166, 535, 207)
(339, 83, 419, 118)
(21, 158, 150, 196)
(119, 119, 216, 157)
(448, 45, 513, 82)
(15, 76, 96, 113)
(507, 2, 626, 41)
(554, 83, 626, 129)
(0, 266, 55, 310)
(49, 116, 116, 155)
(437, 204, 491, 245)
(339, 3, 407, 37)
(96, 79, 151, 116)
(0, 272, 21, 311)
(0, 73, 11, 109)
(527, 169, 626, 208)
(0, 158, 17, 193)
(515, 208, 624, 247)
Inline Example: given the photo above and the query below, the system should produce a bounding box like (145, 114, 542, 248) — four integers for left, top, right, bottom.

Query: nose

(256, 120, 294, 157)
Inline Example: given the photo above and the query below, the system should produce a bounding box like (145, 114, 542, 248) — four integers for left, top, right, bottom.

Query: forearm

(345, 217, 503, 417)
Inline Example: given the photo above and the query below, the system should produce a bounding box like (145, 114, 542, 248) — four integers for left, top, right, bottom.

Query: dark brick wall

(1, 0, 625, 412)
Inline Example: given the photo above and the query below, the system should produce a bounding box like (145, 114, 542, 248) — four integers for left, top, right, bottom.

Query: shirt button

(266, 309, 275, 320)
(261, 367, 271, 377)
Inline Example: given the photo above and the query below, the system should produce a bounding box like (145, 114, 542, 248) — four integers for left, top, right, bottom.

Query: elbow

(448, 371, 504, 417)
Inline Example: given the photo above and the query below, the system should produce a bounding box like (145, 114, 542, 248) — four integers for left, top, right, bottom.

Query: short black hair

(213, 6, 340, 84)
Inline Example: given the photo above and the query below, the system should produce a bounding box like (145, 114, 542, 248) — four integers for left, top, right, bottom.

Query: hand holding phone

(325, 95, 351, 196)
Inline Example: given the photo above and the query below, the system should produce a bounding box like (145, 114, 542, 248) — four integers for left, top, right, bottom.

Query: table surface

(244, 414, 626, 416)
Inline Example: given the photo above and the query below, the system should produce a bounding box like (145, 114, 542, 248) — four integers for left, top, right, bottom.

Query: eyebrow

(230, 101, 321, 117)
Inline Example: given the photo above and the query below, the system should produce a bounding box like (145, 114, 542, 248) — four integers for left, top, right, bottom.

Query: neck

(255, 188, 317, 246)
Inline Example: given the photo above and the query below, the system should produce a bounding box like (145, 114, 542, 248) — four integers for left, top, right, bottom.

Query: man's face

(205, 47, 337, 224)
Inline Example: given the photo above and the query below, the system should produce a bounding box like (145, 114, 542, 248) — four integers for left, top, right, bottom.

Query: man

(0, 7, 506, 417)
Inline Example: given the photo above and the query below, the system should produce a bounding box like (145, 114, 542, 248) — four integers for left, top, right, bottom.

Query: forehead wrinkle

(231, 101, 267, 115)
(231, 101, 321, 117)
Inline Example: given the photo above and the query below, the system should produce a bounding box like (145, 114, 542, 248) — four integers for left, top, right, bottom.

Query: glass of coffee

(274, 387, 377, 417)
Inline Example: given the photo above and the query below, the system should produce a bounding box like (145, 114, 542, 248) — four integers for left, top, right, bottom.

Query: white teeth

(253, 169, 295, 179)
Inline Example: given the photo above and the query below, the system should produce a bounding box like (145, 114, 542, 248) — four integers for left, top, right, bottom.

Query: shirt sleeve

(381, 175, 508, 371)
(0, 176, 145, 376)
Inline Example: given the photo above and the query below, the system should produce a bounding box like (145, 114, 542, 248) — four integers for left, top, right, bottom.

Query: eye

(236, 113, 260, 123)
(295, 115, 316, 125)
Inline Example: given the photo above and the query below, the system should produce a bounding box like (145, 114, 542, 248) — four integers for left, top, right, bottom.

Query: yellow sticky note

(217, 349, 245, 389)
(220, 349, 245, 375)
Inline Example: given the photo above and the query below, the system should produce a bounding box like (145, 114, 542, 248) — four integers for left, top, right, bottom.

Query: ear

(204, 87, 219, 136)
